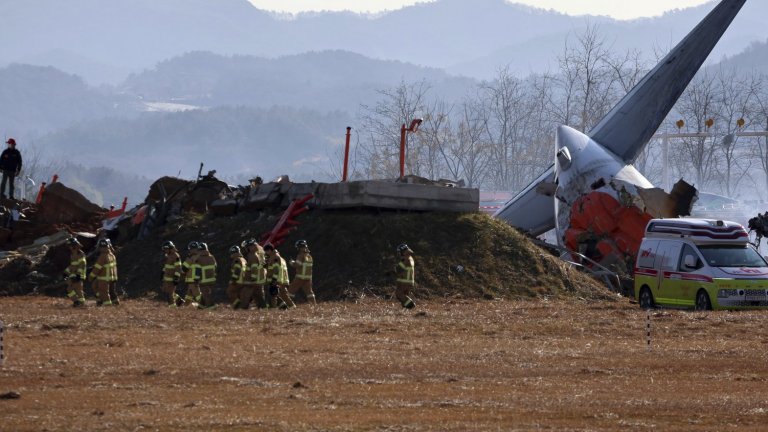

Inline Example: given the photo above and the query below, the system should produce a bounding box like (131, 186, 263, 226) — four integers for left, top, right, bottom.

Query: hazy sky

(247, 0, 713, 20)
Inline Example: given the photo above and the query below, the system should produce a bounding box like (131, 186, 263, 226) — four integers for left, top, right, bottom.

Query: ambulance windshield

(698, 245, 767, 268)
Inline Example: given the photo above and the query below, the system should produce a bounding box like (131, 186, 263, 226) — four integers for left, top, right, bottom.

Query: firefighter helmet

(397, 243, 413, 254)
(229, 245, 241, 255)
(295, 239, 308, 249)
(66, 237, 81, 247)
(162, 241, 176, 251)
(187, 241, 199, 251)
(196, 242, 209, 251)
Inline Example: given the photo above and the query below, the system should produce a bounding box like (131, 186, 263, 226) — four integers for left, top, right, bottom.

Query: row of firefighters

(61, 237, 418, 310)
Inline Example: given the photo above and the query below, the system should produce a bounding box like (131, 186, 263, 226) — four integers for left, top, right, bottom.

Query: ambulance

(634, 218, 768, 310)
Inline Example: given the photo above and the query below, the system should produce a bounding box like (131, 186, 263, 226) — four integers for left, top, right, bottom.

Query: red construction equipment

(104, 197, 128, 219)
(34, 174, 59, 204)
(260, 194, 313, 247)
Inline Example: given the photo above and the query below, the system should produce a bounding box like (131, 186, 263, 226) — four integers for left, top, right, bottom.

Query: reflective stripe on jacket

(231, 257, 247, 284)
(292, 253, 313, 280)
(246, 250, 267, 285)
(106, 252, 118, 281)
(269, 255, 290, 285)
(396, 256, 415, 285)
(90, 252, 114, 282)
(197, 253, 217, 284)
(163, 251, 182, 282)
(182, 256, 198, 283)
(66, 251, 87, 279)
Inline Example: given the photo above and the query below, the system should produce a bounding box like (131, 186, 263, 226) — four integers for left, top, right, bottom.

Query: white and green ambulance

(634, 218, 768, 310)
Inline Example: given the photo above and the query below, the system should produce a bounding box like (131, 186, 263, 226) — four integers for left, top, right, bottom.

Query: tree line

(346, 25, 768, 203)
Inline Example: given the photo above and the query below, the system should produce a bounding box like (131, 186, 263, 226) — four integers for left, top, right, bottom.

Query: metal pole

(662, 135, 670, 191)
(342, 127, 351, 182)
(646, 311, 652, 352)
(399, 124, 406, 180)
(0, 320, 5, 366)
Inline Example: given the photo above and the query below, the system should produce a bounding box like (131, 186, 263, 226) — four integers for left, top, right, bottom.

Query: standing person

(288, 240, 316, 305)
(105, 239, 120, 305)
(394, 243, 416, 309)
(89, 239, 115, 306)
(161, 241, 183, 307)
(64, 237, 87, 307)
(195, 242, 217, 309)
(264, 243, 295, 309)
(227, 245, 247, 309)
(0, 138, 22, 200)
(242, 238, 267, 309)
(181, 241, 201, 305)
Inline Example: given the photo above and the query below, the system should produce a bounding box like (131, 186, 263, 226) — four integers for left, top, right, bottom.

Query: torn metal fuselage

(554, 125, 697, 273)
(494, 0, 745, 273)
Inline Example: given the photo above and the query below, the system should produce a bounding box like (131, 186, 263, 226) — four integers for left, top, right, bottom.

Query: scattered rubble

(0, 172, 611, 301)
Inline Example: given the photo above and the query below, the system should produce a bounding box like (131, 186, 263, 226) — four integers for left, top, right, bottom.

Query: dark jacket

(0, 148, 22, 172)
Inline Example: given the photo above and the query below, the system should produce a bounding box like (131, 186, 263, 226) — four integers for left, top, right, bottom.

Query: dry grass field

(1, 296, 768, 431)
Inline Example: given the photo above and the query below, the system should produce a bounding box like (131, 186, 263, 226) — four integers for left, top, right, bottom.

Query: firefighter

(105, 239, 120, 305)
(195, 242, 217, 309)
(64, 237, 87, 307)
(395, 243, 416, 309)
(227, 245, 247, 309)
(161, 241, 183, 307)
(264, 243, 295, 309)
(89, 239, 116, 306)
(181, 241, 201, 304)
(289, 239, 316, 305)
(242, 238, 267, 308)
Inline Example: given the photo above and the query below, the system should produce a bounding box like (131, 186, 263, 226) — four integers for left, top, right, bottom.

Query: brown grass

(116, 211, 611, 302)
(1, 296, 768, 431)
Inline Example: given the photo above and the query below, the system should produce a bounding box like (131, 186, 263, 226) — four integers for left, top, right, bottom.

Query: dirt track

(1, 296, 768, 431)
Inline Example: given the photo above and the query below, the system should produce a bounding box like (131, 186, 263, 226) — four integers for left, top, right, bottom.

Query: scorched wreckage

(495, 0, 746, 271)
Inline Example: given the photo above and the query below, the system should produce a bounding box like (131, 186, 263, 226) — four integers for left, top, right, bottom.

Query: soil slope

(116, 210, 610, 301)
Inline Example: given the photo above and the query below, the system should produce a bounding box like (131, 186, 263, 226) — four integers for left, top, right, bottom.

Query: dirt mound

(116, 210, 612, 301)
(38, 182, 105, 224)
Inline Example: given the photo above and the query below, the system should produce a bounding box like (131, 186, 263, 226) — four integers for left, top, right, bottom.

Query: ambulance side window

(657, 241, 682, 272)
(678, 245, 702, 272)
(637, 240, 659, 269)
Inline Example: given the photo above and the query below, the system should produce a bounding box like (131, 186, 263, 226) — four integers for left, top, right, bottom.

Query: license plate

(746, 295, 766, 301)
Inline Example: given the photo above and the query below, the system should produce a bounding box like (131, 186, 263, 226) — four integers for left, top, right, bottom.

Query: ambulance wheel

(639, 287, 655, 309)
(695, 290, 712, 311)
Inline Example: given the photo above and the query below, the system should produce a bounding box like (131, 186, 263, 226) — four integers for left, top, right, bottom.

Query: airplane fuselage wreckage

(495, 0, 746, 272)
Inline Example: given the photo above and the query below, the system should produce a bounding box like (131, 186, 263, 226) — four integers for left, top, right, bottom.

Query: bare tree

(715, 68, 759, 196)
(670, 72, 721, 190)
(358, 80, 430, 179)
(478, 67, 531, 190)
(751, 73, 768, 200)
(556, 23, 619, 132)
(415, 99, 454, 180)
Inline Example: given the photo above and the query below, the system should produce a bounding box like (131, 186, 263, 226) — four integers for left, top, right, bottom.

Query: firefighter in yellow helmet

(64, 237, 87, 307)
(288, 239, 316, 305)
(264, 243, 295, 309)
(195, 242, 217, 309)
(242, 238, 267, 309)
(395, 243, 416, 309)
(181, 241, 201, 305)
(161, 241, 183, 307)
(227, 245, 248, 309)
(89, 239, 117, 306)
